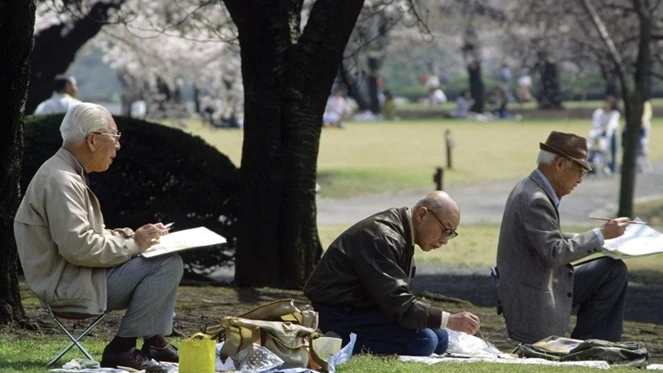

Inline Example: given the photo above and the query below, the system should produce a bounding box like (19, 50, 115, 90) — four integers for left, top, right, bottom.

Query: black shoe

(142, 343, 179, 363)
(100, 346, 154, 370)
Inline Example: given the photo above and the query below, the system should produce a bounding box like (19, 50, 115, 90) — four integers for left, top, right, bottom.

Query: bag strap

(189, 332, 213, 340)
(306, 334, 330, 372)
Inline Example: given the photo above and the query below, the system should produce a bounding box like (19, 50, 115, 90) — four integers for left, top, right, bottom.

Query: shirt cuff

(440, 311, 450, 328)
(592, 227, 605, 246)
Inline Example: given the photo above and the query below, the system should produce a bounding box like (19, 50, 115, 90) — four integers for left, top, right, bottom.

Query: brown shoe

(142, 343, 179, 363)
(100, 346, 154, 370)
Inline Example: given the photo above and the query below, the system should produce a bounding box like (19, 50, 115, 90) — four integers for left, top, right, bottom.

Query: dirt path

(317, 161, 663, 226)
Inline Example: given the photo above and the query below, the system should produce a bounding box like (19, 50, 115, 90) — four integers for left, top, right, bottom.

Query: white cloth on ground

(398, 355, 610, 369)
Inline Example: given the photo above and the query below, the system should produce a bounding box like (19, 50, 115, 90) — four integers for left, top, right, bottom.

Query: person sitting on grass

(304, 191, 481, 356)
(322, 89, 352, 128)
(14, 103, 182, 370)
(495, 130, 630, 344)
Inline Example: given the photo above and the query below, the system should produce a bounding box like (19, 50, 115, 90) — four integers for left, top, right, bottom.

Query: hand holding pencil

(595, 217, 633, 240)
(590, 217, 647, 225)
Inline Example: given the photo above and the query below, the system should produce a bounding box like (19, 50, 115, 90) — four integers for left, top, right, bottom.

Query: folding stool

(44, 304, 107, 367)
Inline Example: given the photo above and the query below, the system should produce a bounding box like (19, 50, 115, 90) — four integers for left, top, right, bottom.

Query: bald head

(413, 191, 460, 218)
(412, 191, 461, 251)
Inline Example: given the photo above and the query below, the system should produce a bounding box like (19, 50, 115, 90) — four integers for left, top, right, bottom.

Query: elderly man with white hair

(495, 130, 631, 345)
(14, 103, 182, 370)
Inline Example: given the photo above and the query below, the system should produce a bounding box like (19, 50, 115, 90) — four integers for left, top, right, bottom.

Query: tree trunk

(0, 0, 35, 325)
(538, 59, 563, 109)
(468, 63, 484, 113)
(225, 0, 364, 289)
(462, 5, 484, 113)
(618, 13, 651, 217)
(25, 1, 126, 114)
(339, 63, 370, 112)
(600, 64, 619, 97)
(366, 73, 381, 114)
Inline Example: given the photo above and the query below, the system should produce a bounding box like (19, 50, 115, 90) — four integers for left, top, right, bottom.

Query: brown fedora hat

(539, 131, 591, 170)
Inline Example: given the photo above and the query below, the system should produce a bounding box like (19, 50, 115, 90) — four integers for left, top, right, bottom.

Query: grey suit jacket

(496, 170, 601, 343)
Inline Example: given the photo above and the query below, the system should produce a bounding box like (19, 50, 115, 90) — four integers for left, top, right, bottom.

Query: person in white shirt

(34, 75, 82, 115)
(322, 89, 352, 128)
(588, 96, 620, 173)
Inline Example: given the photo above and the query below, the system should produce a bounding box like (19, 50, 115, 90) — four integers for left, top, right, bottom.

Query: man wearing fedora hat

(494, 130, 631, 344)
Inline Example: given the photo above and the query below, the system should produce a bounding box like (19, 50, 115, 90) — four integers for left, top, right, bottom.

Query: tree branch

(580, 0, 626, 72)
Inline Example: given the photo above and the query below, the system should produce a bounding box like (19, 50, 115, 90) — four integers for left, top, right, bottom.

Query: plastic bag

(446, 329, 502, 357)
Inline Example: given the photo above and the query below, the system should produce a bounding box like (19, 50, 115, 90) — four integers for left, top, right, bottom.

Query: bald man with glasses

(304, 191, 480, 357)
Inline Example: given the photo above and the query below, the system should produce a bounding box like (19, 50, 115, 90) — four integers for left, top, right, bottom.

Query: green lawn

(165, 118, 663, 198)
(398, 97, 663, 112)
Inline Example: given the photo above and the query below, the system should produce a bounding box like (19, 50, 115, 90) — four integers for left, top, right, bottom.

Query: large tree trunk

(618, 12, 651, 217)
(462, 5, 484, 113)
(467, 63, 484, 113)
(25, 0, 125, 114)
(538, 57, 563, 109)
(339, 62, 371, 112)
(600, 64, 619, 97)
(0, 0, 35, 325)
(225, 0, 364, 288)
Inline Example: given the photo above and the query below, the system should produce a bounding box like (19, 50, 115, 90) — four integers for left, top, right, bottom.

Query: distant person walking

(34, 75, 81, 115)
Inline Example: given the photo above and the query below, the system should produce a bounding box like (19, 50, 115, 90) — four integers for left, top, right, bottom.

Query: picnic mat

(399, 355, 663, 370)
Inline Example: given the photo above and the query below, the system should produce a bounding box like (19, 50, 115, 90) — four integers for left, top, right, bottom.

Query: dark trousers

(571, 257, 628, 341)
(609, 132, 618, 173)
(313, 303, 449, 356)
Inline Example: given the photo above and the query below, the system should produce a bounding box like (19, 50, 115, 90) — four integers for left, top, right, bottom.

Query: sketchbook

(601, 217, 663, 259)
(141, 226, 227, 258)
(532, 336, 583, 354)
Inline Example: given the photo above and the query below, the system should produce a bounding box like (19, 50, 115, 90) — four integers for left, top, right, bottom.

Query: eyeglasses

(426, 208, 459, 239)
(92, 131, 122, 142)
(565, 159, 588, 177)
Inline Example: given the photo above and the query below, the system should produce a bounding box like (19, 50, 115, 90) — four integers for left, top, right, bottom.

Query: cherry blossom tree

(26, 0, 428, 289)
(27, 0, 127, 113)
(574, 0, 663, 217)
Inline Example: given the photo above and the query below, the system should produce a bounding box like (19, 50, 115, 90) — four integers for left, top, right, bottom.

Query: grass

(164, 118, 663, 198)
(397, 97, 663, 112)
(0, 337, 640, 373)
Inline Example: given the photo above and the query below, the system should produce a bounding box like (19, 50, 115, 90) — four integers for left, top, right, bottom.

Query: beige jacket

(14, 148, 140, 315)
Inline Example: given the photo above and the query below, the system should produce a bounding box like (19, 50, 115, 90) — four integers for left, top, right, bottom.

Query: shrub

(21, 114, 239, 280)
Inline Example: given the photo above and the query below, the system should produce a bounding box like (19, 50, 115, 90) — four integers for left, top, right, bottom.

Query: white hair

(536, 150, 558, 165)
(60, 103, 112, 143)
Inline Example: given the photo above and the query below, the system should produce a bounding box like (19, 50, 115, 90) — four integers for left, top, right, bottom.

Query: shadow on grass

(410, 269, 663, 325)
(0, 361, 45, 371)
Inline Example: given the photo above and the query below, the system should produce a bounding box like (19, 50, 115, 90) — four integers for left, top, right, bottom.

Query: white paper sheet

(602, 218, 663, 259)
(141, 226, 226, 258)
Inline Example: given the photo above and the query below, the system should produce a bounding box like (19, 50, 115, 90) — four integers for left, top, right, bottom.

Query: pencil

(590, 217, 647, 225)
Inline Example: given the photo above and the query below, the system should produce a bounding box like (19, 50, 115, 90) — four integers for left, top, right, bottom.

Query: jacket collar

(55, 147, 88, 183)
(399, 207, 415, 251)
(529, 170, 560, 216)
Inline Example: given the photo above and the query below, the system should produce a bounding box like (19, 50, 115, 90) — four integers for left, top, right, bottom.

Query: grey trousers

(106, 254, 183, 338)
(571, 257, 628, 341)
